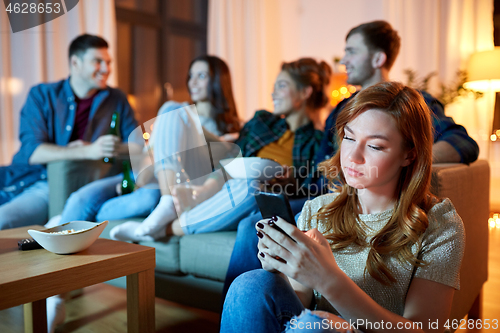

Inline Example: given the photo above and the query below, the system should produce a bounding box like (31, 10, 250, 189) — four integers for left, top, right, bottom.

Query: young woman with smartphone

(221, 82, 464, 333)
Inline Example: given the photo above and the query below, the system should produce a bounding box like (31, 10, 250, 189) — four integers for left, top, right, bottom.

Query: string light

(330, 85, 358, 107)
(143, 132, 150, 140)
(489, 214, 500, 229)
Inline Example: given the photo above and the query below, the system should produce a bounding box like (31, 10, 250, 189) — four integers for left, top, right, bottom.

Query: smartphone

(255, 191, 295, 222)
(255, 191, 295, 239)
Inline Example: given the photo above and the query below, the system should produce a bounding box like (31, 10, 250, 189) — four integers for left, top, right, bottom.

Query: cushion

(179, 231, 237, 281)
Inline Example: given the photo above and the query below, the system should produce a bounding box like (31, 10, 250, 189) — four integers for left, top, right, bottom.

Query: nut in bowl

(27, 221, 108, 254)
(220, 157, 282, 182)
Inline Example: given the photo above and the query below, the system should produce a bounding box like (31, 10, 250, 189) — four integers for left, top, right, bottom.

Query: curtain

(0, 0, 117, 165)
(208, 0, 285, 122)
(208, 0, 494, 158)
(385, 0, 495, 161)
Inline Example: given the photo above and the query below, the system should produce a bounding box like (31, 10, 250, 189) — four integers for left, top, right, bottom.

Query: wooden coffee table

(0, 225, 156, 333)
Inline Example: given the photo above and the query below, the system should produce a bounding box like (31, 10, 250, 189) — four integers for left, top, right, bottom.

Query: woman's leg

(179, 179, 260, 234)
(221, 269, 305, 333)
(109, 194, 177, 241)
(116, 105, 242, 240)
(285, 310, 351, 332)
(126, 105, 214, 238)
(58, 174, 122, 224)
(153, 104, 214, 192)
(220, 211, 263, 301)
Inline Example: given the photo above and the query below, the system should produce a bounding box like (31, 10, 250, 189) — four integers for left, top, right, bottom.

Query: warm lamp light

(464, 48, 500, 151)
(463, 47, 500, 92)
(127, 94, 137, 110)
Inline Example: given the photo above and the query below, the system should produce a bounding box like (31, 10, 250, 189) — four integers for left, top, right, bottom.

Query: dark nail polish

(256, 231, 263, 239)
(268, 220, 275, 227)
(256, 222, 264, 229)
(270, 216, 278, 221)
(259, 252, 265, 258)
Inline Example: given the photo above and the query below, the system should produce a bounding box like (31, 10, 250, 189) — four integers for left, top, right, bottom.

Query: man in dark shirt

(315, 20, 478, 170)
(0, 34, 138, 230)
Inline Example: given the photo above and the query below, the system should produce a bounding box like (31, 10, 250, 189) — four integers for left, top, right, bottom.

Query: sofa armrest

(431, 160, 490, 323)
(47, 160, 122, 218)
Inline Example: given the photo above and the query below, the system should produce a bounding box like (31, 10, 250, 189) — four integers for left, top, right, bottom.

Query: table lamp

(463, 47, 500, 146)
(463, 47, 500, 92)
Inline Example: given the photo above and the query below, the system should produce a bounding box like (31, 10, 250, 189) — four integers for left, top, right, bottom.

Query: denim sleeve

(316, 109, 337, 164)
(426, 95, 479, 164)
(16, 86, 50, 164)
(301, 109, 339, 195)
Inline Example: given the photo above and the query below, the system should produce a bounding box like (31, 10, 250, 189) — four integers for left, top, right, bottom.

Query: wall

(210, 0, 495, 161)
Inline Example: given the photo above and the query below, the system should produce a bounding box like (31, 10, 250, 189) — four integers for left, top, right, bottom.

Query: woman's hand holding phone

(255, 217, 345, 294)
(255, 216, 290, 272)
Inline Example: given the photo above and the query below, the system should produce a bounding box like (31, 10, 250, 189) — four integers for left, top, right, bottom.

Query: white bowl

(28, 221, 108, 254)
(220, 157, 283, 182)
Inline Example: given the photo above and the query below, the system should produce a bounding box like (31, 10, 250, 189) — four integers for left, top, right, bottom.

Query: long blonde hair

(316, 82, 436, 284)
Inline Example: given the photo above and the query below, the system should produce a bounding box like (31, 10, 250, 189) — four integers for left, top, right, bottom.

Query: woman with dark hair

(112, 57, 332, 242)
(190, 55, 241, 135)
(221, 82, 465, 333)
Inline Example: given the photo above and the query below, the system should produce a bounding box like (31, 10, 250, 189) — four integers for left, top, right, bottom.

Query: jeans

(59, 174, 161, 224)
(0, 189, 16, 206)
(220, 197, 310, 304)
(180, 179, 260, 234)
(221, 269, 343, 333)
(0, 180, 49, 230)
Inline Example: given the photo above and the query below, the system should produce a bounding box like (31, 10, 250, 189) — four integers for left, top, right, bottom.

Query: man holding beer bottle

(0, 34, 138, 230)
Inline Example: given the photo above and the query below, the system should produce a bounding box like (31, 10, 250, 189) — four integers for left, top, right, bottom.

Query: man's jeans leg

(96, 187, 161, 220)
(0, 189, 16, 206)
(0, 180, 49, 230)
(59, 174, 122, 224)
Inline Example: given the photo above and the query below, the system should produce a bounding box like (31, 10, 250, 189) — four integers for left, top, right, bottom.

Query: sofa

(47, 160, 490, 326)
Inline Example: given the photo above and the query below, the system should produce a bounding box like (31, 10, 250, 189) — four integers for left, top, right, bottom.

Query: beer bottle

(103, 111, 120, 163)
(121, 160, 135, 195)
